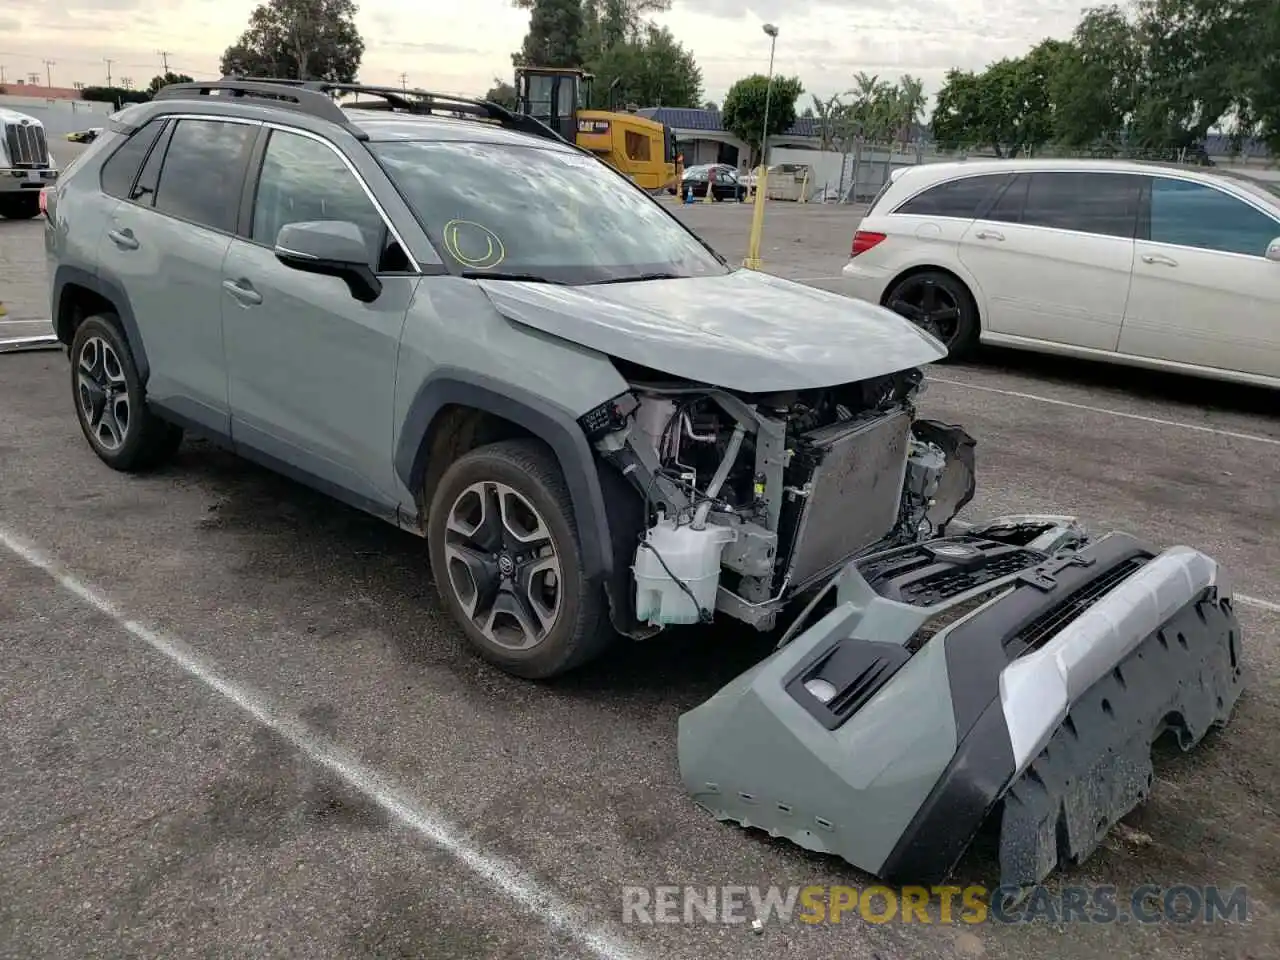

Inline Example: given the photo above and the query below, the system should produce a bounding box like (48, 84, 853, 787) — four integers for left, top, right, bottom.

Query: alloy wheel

(76, 336, 131, 451)
(443, 481, 563, 651)
(889, 279, 963, 345)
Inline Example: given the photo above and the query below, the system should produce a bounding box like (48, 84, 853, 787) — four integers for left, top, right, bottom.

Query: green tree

(808, 92, 843, 150)
(894, 74, 926, 143)
(219, 0, 365, 81)
(1240, 0, 1280, 152)
(581, 0, 672, 58)
(485, 78, 518, 109)
(588, 23, 702, 108)
(511, 0, 586, 68)
(147, 72, 193, 96)
(1050, 5, 1142, 147)
(929, 46, 1065, 156)
(721, 73, 804, 165)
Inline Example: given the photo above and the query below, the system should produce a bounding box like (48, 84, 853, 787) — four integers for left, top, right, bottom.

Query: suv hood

(477, 269, 946, 392)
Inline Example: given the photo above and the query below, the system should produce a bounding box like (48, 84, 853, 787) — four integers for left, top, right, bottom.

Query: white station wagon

(837, 157, 1280, 388)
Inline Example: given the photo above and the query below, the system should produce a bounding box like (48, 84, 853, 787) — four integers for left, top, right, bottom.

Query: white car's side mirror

(1267, 237, 1280, 262)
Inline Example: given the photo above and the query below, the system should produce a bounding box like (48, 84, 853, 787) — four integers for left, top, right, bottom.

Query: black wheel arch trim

(878, 531, 1160, 884)
(395, 369, 614, 582)
(52, 264, 150, 382)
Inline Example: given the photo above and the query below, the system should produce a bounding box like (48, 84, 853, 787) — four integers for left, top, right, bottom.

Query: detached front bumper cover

(677, 516, 1244, 888)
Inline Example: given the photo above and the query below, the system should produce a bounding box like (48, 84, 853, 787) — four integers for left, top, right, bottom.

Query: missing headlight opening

(583, 360, 976, 631)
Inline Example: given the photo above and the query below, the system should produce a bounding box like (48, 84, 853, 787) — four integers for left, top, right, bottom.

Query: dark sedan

(678, 164, 747, 201)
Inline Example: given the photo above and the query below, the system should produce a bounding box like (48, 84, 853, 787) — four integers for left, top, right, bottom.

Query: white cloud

(1, 0, 1084, 106)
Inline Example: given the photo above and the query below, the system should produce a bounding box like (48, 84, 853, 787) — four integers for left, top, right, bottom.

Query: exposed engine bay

(579, 361, 975, 633)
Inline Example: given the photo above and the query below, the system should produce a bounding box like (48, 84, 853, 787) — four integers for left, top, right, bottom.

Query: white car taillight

(851, 230, 886, 257)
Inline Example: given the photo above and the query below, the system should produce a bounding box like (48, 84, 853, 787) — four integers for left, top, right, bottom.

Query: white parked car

(837, 158, 1280, 388)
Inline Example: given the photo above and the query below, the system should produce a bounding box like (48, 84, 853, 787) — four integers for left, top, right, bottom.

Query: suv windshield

(370, 140, 729, 284)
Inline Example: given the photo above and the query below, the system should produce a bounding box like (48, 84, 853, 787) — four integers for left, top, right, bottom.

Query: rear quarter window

(98, 119, 168, 199)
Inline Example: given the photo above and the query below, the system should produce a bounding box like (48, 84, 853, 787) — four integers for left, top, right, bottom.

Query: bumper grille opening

(1004, 557, 1149, 660)
(857, 536, 1045, 607)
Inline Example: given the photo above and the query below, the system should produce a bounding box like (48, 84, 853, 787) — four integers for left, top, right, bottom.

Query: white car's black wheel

(70, 315, 182, 472)
(884, 270, 979, 360)
(427, 439, 612, 679)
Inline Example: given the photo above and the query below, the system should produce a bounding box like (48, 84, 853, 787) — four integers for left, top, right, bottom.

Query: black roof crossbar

(153, 77, 569, 145)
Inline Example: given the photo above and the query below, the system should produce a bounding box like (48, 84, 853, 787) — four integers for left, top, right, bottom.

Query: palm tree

(897, 73, 926, 144)
(810, 92, 843, 151)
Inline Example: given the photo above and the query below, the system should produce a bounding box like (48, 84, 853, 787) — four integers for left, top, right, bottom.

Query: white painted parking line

(928, 377, 1280, 447)
(1238, 593, 1280, 614)
(0, 528, 648, 960)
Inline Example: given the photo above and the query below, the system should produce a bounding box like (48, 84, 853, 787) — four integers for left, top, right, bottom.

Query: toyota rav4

(44, 78, 1243, 889)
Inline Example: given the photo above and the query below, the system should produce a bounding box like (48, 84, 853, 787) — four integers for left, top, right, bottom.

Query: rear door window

(1018, 171, 1141, 238)
(152, 118, 258, 233)
(1148, 177, 1280, 257)
(893, 173, 1010, 219)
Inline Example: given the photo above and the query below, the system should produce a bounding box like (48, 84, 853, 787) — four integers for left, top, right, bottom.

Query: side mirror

(273, 220, 382, 303)
(1267, 237, 1280, 263)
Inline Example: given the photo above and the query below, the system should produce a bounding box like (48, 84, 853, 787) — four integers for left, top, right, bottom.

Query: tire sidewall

(0, 195, 40, 219)
(427, 447, 588, 676)
(70, 315, 150, 467)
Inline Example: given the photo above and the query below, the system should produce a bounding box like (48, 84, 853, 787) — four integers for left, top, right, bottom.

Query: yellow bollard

(743, 165, 769, 269)
(799, 167, 810, 203)
(0, 301, 7, 318)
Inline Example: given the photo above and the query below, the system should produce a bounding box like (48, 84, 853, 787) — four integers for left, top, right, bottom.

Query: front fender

(394, 368, 615, 583)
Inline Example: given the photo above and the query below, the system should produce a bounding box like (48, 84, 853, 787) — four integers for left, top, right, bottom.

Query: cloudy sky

(2, 0, 1086, 107)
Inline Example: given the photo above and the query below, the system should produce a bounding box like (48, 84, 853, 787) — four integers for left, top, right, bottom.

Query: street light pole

(744, 23, 779, 270)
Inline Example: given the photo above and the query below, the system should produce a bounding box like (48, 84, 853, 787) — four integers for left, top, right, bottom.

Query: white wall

(0, 96, 114, 136)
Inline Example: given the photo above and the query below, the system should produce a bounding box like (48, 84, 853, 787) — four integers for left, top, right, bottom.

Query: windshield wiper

(592, 272, 686, 284)
(460, 270, 566, 284)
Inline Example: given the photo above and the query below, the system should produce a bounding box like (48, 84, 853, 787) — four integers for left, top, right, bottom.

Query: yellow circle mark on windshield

(443, 220, 506, 269)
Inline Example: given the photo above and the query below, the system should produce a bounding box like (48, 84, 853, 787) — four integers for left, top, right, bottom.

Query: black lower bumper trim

(997, 594, 1243, 887)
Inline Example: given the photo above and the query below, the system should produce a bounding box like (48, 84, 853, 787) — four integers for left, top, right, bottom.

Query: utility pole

(43, 59, 55, 88)
(400, 72, 408, 91)
(157, 50, 171, 73)
(105, 58, 114, 87)
(0, 65, 6, 84)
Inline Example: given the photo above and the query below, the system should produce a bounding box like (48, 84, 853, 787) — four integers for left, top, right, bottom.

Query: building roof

(0, 82, 84, 100)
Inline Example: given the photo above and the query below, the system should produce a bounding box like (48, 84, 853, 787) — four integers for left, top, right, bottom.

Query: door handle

(221, 279, 263, 305)
(974, 230, 1004, 241)
(106, 228, 138, 250)
(1141, 253, 1178, 267)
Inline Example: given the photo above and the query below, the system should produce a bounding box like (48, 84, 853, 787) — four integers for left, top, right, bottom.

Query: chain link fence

(791, 139, 1278, 205)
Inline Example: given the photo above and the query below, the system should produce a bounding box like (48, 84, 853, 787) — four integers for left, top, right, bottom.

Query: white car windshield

(370, 140, 729, 284)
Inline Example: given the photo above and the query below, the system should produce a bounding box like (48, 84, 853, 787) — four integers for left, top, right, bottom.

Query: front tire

(70, 314, 183, 472)
(427, 439, 613, 679)
(884, 270, 979, 360)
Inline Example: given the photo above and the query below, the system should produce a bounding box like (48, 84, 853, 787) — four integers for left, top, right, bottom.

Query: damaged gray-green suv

(45, 79, 1243, 890)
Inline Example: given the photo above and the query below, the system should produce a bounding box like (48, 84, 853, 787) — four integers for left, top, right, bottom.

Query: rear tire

(0, 194, 41, 220)
(883, 270, 980, 361)
(427, 438, 613, 680)
(69, 314, 183, 472)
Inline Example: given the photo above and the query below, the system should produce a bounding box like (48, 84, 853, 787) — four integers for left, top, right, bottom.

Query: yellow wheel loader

(513, 66, 681, 192)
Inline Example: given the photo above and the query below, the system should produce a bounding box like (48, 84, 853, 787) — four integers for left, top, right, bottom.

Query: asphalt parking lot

(2, 188, 1278, 959)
